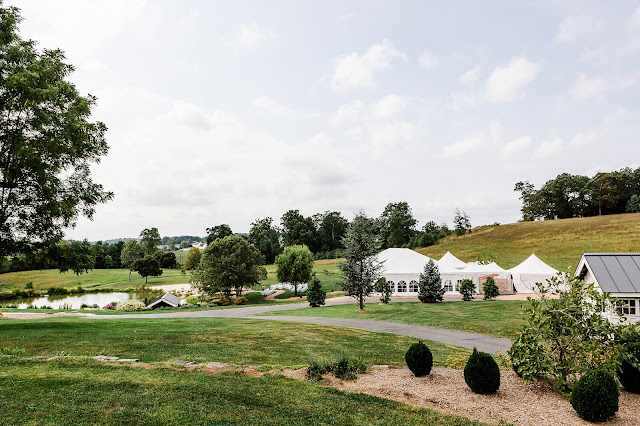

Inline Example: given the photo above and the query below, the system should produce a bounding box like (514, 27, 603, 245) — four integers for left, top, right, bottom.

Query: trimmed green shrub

(482, 277, 499, 300)
(306, 354, 366, 381)
(570, 369, 619, 422)
(618, 342, 640, 394)
(459, 279, 475, 301)
(307, 274, 326, 307)
(464, 348, 500, 395)
(375, 277, 391, 304)
(405, 342, 433, 377)
(306, 361, 329, 381)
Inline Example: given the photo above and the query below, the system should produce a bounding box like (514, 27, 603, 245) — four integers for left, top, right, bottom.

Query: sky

(13, 0, 640, 240)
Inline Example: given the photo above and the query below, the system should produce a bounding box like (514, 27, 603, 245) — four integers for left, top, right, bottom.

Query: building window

(409, 280, 419, 292)
(444, 280, 453, 292)
(387, 281, 395, 292)
(455, 279, 462, 291)
(398, 280, 407, 292)
(617, 299, 637, 316)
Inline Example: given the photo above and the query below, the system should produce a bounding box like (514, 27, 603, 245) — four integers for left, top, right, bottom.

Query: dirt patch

(314, 366, 639, 425)
(1, 312, 93, 319)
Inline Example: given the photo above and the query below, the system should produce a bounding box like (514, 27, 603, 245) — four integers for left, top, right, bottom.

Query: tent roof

(438, 251, 467, 269)
(460, 261, 507, 274)
(509, 253, 558, 275)
(376, 248, 433, 275)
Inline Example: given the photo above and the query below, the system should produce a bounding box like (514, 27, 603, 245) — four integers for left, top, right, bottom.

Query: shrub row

(306, 354, 367, 381)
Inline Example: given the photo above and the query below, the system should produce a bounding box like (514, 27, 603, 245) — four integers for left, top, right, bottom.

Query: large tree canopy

(378, 202, 417, 248)
(0, 4, 112, 256)
(248, 217, 281, 264)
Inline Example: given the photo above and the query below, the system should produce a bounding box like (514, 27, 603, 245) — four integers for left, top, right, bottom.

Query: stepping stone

(205, 362, 230, 369)
(173, 360, 199, 367)
(93, 355, 119, 361)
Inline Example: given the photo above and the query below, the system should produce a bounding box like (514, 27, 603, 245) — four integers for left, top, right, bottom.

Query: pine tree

(376, 277, 392, 304)
(307, 274, 326, 307)
(459, 279, 475, 301)
(482, 276, 500, 300)
(418, 259, 445, 303)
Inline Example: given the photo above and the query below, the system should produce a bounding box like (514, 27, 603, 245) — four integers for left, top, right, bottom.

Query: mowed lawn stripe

(259, 301, 527, 340)
(0, 317, 470, 367)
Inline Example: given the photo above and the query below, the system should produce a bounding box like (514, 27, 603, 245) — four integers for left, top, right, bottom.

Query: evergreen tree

(459, 279, 475, 301)
(482, 276, 500, 300)
(375, 277, 392, 304)
(339, 212, 384, 310)
(307, 274, 326, 307)
(626, 195, 640, 213)
(418, 259, 445, 303)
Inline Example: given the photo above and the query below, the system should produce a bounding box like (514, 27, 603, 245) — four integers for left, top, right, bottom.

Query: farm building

(147, 292, 182, 309)
(576, 253, 640, 324)
(509, 253, 559, 293)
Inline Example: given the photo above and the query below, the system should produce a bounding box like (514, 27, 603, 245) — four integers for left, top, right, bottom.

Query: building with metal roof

(147, 292, 182, 309)
(576, 253, 640, 324)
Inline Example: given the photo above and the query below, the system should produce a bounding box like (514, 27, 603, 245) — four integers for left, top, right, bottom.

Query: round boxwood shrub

(405, 341, 433, 377)
(618, 342, 640, 394)
(464, 348, 500, 395)
(570, 369, 619, 422)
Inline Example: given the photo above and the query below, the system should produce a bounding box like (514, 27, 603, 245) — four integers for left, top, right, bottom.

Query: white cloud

(371, 95, 407, 119)
(627, 7, 640, 32)
(501, 136, 532, 157)
(251, 96, 316, 119)
(570, 74, 608, 99)
(459, 66, 481, 85)
(555, 16, 603, 44)
(442, 135, 484, 157)
(329, 100, 366, 126)
(485, 57, 540, 103)
(447, 91, 477, 111)
(330, 39, 406, 90)
(221, 22, 274, 51)
(568, 131, 598, 148)
(418, 52, 439, 70)
(534, 137, 564, 158)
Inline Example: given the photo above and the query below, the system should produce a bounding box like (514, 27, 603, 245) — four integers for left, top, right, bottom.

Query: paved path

(89, 296, 512, 353)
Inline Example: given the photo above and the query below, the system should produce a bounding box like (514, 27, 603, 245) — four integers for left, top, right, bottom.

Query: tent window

(398, 280, 407, 292)
(618, 299, 637, 316)
(455, 279, 462, 291)
(444, 280, 453, 292)
(387, 281, 395, 292)
(409, 280, 419, 292)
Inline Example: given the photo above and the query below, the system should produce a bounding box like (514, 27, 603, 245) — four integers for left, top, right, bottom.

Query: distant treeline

(515, 167, 640, 221)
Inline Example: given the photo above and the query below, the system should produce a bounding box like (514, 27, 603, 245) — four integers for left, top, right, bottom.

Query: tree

(191, 235, 265, 298)
(56, 240, 94, 276)
(418, 259, 445, 303)
(307, 274, 326, 307)
(339, 212, 384, 310)
(280, 210, 317, 251)
(248, 217, 282, 264)
(410, 221, 448, 248)
(627, 195, 640, 213)
(120, 240, 144, 280)
(482, 276, 500, 300)
(312, 211, 348, 253)
(459, 279, 475, 301)
(153, 251, 177, 269)
(183, 247, 202, 270)
(378, 202, 417, 248)
(205, 224, 233, 245)
(132, 254, 163, 284)
(166, 237, 177, 249)
(0, 4, 112, 257)
(453, 209, 471, 236)
(509, 274, 623, 392)
(376, 277, 392, 304)
(139, 228, 161, 254)
(275, 245, 314, 296)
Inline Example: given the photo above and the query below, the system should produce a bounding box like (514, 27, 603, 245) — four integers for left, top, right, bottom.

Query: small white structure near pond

(509, 253, 559, 293)
(147, 292, 182, 309)
(576, 253, 640, 324)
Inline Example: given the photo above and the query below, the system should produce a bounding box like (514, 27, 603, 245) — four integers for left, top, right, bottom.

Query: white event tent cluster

(374, 248, 558, 296)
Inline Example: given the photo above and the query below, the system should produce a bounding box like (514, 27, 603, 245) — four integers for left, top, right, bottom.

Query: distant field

(417, 212, 640, 270)
(0, 259, 345, 293)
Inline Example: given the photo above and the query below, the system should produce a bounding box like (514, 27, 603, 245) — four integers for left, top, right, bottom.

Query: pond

(3, 292, 153, 309)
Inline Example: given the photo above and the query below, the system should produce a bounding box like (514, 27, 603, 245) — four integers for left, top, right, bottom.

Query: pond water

(3, 292, 152, 309)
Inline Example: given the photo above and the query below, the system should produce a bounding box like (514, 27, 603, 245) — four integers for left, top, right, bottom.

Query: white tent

(509, 253, 559, 293)
(438, 251, 467, 269)
(376, 248, 434, 295)
(459, 262, 510, 292)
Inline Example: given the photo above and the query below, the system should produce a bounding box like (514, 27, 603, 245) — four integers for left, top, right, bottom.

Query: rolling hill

(416, 212, 640, 271)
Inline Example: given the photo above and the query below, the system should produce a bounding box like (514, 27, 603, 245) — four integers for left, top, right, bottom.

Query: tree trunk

(128, 270, 131, 281)
(294, 283, 298, 296)
(145, 276, 148, 284)
(359, 293, 364, 310)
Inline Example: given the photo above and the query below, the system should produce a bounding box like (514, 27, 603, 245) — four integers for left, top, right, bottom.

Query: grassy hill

(416, 212, 640, 270)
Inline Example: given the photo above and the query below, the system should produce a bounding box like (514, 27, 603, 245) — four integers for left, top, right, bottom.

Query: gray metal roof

(148, 292, 182, 308)
(580, 253, 640, 293)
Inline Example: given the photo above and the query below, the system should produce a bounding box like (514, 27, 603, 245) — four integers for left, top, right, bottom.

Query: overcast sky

(15, 0, 640, 240)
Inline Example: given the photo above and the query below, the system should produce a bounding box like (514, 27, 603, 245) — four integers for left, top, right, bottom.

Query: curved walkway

(89, 297, 513, 353)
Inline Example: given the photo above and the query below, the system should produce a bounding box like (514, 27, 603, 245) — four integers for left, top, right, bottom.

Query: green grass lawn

(260, 301, 526, 340)
(0, 317, 470, 367)
(0, 359, 487, 425)
(257, 258, 343, 292)
(416, 212, 640, 270)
